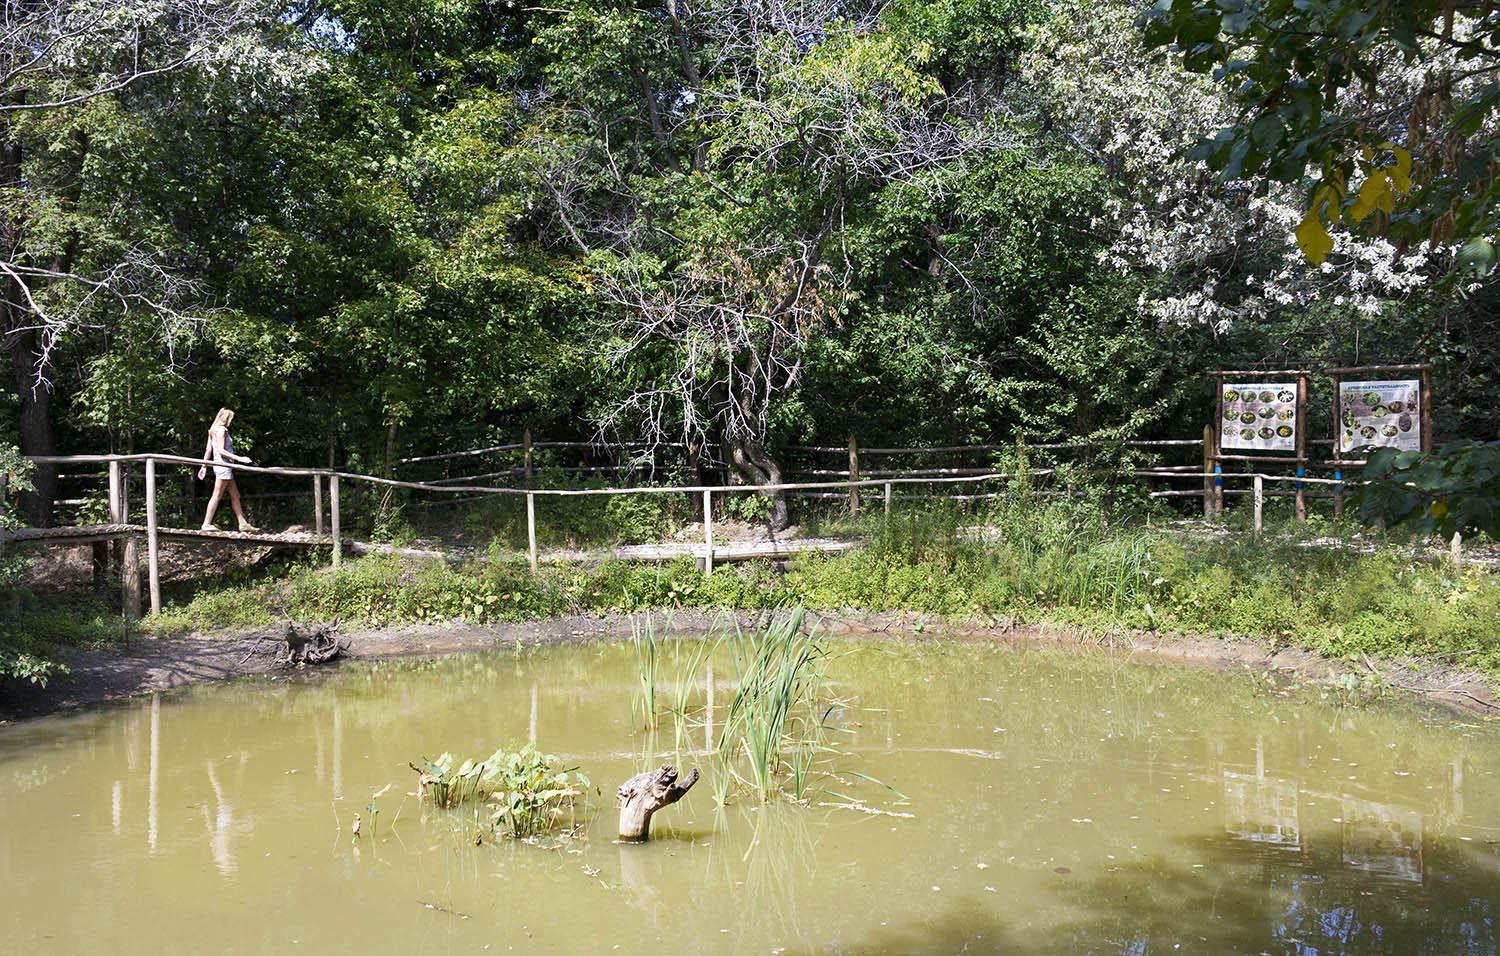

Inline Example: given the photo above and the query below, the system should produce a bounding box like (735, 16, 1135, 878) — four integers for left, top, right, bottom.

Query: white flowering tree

(1142, 0, 1500, 271)
(1017, 0, 1444, 336)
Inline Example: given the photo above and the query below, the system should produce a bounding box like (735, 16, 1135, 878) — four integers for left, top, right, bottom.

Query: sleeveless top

(210, 427, 235, 478)
(211, 428, 234, 461)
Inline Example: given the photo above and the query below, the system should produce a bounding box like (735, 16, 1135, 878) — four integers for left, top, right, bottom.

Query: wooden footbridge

(6, 442, 1350, 621)
(4, 452, 877, 619)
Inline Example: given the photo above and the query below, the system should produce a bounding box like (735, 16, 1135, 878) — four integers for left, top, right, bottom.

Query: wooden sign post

(1326, 361, 1434, 524)
(1211, 367, 1310, 525)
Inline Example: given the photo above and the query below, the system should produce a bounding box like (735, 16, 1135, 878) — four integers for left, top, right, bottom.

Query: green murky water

(2, 639, 1499, 955)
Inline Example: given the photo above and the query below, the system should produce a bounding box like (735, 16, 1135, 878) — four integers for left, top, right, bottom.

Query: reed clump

(715, 606, 839, 804)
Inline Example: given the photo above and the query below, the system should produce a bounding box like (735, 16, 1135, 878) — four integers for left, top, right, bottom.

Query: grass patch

(11, 490, 1500, 684)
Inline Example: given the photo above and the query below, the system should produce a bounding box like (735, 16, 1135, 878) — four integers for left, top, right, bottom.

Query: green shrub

(604, 493, 668, 544)
(412, 745, 590, 839)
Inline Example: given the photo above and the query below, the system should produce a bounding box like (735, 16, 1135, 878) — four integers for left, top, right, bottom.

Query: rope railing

(23, 445, 1385, 621)
(784, 439, 1203, 454)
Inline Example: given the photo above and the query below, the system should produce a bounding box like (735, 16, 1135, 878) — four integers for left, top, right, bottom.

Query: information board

(1338, 380, 1420, 452)
(1221, 383, 1298, 452)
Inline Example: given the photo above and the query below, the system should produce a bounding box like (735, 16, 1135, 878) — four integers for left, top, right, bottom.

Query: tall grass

(630, 614, 660, 729)
(669, 632, 719, 752)
(715, 607, 836, 803)
(21, 473, 1498, 684)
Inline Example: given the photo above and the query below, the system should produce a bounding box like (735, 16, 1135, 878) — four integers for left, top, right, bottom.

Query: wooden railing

(14, 445, 1366, 620)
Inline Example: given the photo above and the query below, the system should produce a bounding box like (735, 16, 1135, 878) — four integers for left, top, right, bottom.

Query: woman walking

(198, 408, 258, 531)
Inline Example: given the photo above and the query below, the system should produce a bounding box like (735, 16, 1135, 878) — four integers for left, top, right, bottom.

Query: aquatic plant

(631, 614, 660, 728)
(669, 631, 720, 751)
(410, 744, 590, 839)
(715, 606, 838, 803)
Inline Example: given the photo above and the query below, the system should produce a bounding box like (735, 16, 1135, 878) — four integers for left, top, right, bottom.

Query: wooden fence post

(108, 460, 122, 524)
(1331, 373, 1345, 520)
(121, 466, 139, 621)
(703, 488, 713, 578)
(1212, 368, 1226, 516)
(1253, 474, 1264, 542)
(884, 481, 892, 517)
(146, 458, 160, 615)
(523, 429, 534, 489)
(527, 492, 538, 571)
(1295, 371, 1308, 522)
(330, 475, 341, 567)
(1201, 425, 1214, 519)
(100, 457, 121, 593)
(1420, 368, 1434, 454)
(314, 474, 324, 536)
(847, 436, 859, 516)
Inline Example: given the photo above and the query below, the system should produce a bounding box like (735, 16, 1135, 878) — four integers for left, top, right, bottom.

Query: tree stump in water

(617, 765, 699, 841)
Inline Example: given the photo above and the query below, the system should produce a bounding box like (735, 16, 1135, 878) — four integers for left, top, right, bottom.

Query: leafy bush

(1359, 440, 1500, 538)
(411, 745, 590, 839)
(9, 479, 1485, 685)
(1, 445, 66, 687)
(604, 493, 668, 544)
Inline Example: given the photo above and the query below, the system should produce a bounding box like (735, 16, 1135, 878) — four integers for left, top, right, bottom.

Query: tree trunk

(1, 134, 57, 528)
(7, 326, 56, 527)
(616, 765, 699, 841)
(383, 421, 398, 479)
(723, 436, 790, 531)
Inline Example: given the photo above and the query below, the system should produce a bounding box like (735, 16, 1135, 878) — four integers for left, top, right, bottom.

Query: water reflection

(2, 641, 1500, 955)
(201, 757, 246, 877)
(147, 692, 158, 854)
(1223, 770, 1301, 848)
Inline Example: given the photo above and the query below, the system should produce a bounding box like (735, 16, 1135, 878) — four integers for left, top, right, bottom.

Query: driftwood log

(617, 765, 699, 841)
(241, 617, 347, 666)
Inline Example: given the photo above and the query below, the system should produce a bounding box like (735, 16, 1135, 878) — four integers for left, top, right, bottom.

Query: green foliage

(603, 494, 669, 545)
(1143, 0, 1500, 260)
(716, 607, 837, 804)
(724, 492, 772, 524)
(0, 446, 66, 687)
(412, 745, 590, 839)
(630, 615, 660, 730)
(1359, 440, 1500, 538)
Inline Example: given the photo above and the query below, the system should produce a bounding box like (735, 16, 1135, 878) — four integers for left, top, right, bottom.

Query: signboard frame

(1212, 367, 1310, 519)
(1326, 363, 1433, 518)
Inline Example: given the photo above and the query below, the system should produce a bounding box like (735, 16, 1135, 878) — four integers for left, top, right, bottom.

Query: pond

(2, 637, 1498, 955)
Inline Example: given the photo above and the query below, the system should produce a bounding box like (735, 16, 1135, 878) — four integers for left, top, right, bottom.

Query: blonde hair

(211, 408, 235, 430)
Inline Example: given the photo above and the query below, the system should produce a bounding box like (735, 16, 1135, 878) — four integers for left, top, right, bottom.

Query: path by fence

(8, 440, 1365, 621)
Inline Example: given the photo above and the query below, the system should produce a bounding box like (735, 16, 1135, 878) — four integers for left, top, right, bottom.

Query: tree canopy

(1, 0, 1497, 529)
(1143, 0, 1500, 270)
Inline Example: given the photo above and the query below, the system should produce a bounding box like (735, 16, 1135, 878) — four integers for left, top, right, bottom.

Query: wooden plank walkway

(1, 523, 142, 545)
(1, 524, 331, 548)
(348, 537, 857, 564)
(6, 524, 854, 563)
(11, 451, 885, 616)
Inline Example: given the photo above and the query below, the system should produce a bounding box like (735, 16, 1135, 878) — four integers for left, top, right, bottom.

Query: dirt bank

(4, 609, 1497, 723)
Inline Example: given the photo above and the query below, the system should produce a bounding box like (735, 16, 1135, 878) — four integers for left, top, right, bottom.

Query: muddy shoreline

(3, 609, 1496, 722)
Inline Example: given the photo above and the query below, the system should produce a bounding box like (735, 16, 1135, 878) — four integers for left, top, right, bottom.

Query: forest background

(2, 0, 1498, 523)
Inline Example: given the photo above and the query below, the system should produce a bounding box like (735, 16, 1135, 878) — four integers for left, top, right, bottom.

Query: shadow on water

(797, 830, 1500, 955)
